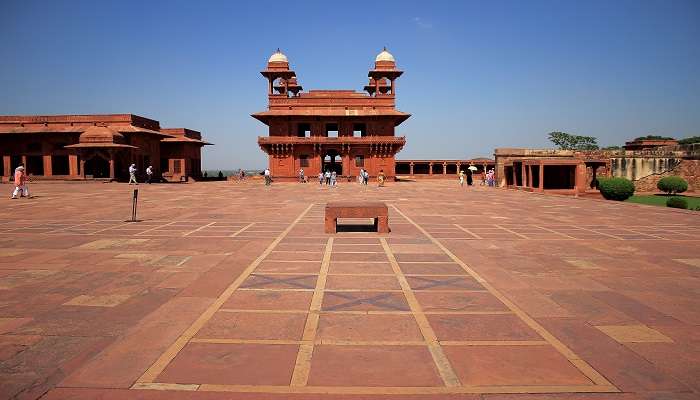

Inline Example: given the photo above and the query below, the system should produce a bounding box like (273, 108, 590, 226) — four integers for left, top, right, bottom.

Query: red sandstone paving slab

(0, 334, 113, 400)
(414, 291, 509, 313)
(43, 387, 486, 399)
(625, 342, 700, 392)
(428, 314, 542, 341)
(332, 244, 384, 252)
(332, 237, 382, 244)
(12, 288, 176, 337)
(321, 291, 410, 312)
(500, 289, 573, 318)
(195, 311, 307, 340)
(406, 275, 485, 291)
(240, 274, 318, 290)
(589, 291, 681, 325)
(548, 291, 641, 326)
(266, 251, 323, 261)
(538, 317, 690, 392)
(325, 275, 401, 290)
(330, 252, 389, 263)
(307, 345, 443, 387)
(443, 345, 591, 386)
(256, 260, 321, 273)
(317, 313, 423, 342)
(328, 261, 394, 274)
(0, 334, 42, 362)
(60, 296, 213, 388)
(400, 262, 468, 275)
(222, 290, 313, 310)
(157, 343, 299, 386)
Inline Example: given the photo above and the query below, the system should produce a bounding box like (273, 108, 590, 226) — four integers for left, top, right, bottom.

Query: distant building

(0, 114, 211, 182)
(395, 159, 495, 177)
(494, 141, 699, 194)
(253, 48, 408, 180)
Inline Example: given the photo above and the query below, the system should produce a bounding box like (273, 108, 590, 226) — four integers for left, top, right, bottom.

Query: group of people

(127, 164, 154, 185)
(458, 168, 496, 187)
(317, 170, 337, 187)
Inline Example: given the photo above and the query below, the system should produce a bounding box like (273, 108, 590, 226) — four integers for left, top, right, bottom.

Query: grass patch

(626, 194, 700, 209)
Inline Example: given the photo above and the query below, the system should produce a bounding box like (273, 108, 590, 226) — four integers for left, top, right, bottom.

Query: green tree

(678, 136, 700, 145)
(548, 132, 599, 150)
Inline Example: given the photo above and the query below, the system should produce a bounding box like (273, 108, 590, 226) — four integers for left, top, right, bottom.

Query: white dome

(268, 49, 288, 63)
(375, 48, 395, 62)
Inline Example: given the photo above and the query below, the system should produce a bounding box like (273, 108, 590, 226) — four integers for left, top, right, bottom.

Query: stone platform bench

(325, 201, 389, 234)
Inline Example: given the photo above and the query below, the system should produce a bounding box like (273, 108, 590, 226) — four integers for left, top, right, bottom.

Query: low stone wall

(632, 160, 700, 192)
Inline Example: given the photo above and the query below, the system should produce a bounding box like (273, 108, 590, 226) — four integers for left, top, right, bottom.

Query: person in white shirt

(128, 164, 138, 184)
(264, 168, 271, 185)
(146, 165, 153, 184)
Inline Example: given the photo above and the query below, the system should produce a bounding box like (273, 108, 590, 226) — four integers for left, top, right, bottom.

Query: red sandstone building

(254, 49, 408, 180)
(0, 114, 210, 182)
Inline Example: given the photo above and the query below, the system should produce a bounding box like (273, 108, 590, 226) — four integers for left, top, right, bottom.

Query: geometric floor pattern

(1, 180, 698, 399)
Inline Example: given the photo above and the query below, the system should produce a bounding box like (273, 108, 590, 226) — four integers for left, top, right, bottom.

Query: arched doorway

(322, 150, 342, 175)
(84, 154, 110, 178)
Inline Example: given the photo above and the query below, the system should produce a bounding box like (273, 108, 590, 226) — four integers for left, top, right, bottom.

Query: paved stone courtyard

(1, 181, 699, 400)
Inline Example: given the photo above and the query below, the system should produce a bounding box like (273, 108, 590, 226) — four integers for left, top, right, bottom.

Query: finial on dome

(375, 47, 395, 63)
(268, 48, 288, 63)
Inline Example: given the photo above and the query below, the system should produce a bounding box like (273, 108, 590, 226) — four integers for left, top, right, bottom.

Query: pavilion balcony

(257, 136, 406, 145)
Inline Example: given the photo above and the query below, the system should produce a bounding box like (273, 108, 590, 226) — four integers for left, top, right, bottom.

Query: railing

(257, 136, 406, 144)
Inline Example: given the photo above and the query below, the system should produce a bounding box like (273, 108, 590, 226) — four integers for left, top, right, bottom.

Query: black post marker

(127, 188, 140, 222)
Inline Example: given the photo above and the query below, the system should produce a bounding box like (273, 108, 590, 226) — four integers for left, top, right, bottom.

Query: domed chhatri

(375, 47, 395, 63)
(268, 48, 288, 63)
(79, 125, 125, 144)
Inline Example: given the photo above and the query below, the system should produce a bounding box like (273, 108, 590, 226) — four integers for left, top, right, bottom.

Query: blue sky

(1, 0, 698, 169)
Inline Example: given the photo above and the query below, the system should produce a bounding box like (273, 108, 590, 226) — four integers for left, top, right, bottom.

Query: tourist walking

(318, 171, 324, 185)
(480, 170, 486, 186)
(358, 169, 364, 184)
(467, 170, 473, 186)
(264, 168, 271, 186)
(10, 165, 30, 199)
(378, 170, 385, 187)
(128, 164, 138, 184)
(239, 169, 245, 181)
(362, 169, 369, 185)
(146, 165, 153, 184)
(458, 170, 465, 187)
(324, 170, 331, 185)
(330, 171, 337, 187)
(299, 168, 305, 183)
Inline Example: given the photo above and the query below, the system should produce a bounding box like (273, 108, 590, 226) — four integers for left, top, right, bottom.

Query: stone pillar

(575, 163, 587, 194)
(429, 162, 433, 175)
(21, 155, 27, 173)
(409, 162, 414, 175)
(521, 163, 527, 188)
(442, 162, 447, 175)
(342, 152, 350, 178)
(527, 165, 532, 188)
(109, 152, 115, 180)
(80, 158, 86, 178)
(69, 155, 79, 177)
(511, 165, 516, 187)
(390, 78, 395, 95)
(43, 155, 52, 176)
(539, 162, 544, 192)
(2, 156, 10, 177)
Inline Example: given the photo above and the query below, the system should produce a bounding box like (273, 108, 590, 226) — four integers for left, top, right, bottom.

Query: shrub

(598, 177, 635, 201)
(657, 176, 688, 195)
(666, 197, 688, 209)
